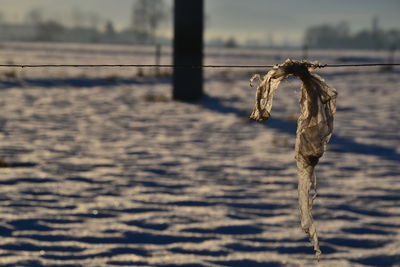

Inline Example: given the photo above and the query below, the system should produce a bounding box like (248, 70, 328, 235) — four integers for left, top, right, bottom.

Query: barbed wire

(0, 63, 399, 69)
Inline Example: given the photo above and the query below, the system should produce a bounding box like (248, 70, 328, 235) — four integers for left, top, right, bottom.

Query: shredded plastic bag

(250, 59, 337, 259)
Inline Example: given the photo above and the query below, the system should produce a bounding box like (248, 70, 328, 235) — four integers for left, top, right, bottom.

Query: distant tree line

(0, 0, 169, 45)
(304, 18, 400, 50)
(131, 0, 167, 43)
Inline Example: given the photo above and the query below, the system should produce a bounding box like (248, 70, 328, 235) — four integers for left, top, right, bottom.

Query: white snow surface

(0, 42, 399, 266)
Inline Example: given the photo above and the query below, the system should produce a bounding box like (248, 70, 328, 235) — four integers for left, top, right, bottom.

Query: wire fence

(0, 63, 399, 69)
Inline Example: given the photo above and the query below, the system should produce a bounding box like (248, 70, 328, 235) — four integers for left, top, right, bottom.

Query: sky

(1, 0, 399, 45)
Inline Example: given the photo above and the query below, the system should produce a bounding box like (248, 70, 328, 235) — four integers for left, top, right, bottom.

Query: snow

(0, 42, 399, 266)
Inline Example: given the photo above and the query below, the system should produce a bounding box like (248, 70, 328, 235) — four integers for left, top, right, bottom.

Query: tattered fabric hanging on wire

(250, 59, 337, 260)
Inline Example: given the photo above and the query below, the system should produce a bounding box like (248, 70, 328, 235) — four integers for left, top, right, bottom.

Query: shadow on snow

(201, 95, 400, 162)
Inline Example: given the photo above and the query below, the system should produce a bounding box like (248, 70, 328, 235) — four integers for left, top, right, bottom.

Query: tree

(71, 8, 85, 28)
(304, 22, 351, 49)
(25, 8, 44, 25)
(89, 12, 101, 31)
(104, 20, 116, 37)
(131, 0, 167, 43)
(35, 20, 65, 41)
(0, 11, 4, 25)
(224, 37, 238, 48)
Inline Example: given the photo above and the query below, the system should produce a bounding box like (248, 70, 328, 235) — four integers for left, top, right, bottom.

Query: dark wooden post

(173, 0, 204, 101)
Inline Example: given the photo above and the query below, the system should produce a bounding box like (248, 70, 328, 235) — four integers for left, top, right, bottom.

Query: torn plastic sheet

(250, 59, 337, 259)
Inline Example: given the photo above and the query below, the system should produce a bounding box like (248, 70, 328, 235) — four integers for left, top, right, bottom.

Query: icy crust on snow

(0, 43, 399, 266)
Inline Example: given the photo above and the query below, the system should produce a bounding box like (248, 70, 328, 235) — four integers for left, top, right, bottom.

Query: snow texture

(0, 42, 399, 266)
(250, 59, 337, 259)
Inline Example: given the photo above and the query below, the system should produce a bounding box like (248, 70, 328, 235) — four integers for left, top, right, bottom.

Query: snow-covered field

(0, 42, 399, 267)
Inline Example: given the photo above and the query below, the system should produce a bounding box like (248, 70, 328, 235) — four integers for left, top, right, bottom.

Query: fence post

(382, 44, 396, 72)
(302, 44, 309, 60)
(155, 44, 161, 77)
(173, 0, 204, 101)
(388, 45, 396, 64)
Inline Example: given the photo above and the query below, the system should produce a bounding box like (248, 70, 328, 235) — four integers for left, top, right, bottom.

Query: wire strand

(0, 63, 399, 69)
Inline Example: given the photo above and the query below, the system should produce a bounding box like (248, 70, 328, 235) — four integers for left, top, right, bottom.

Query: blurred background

(1, 0, 399, 48)
(0, 1, 399, 267)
